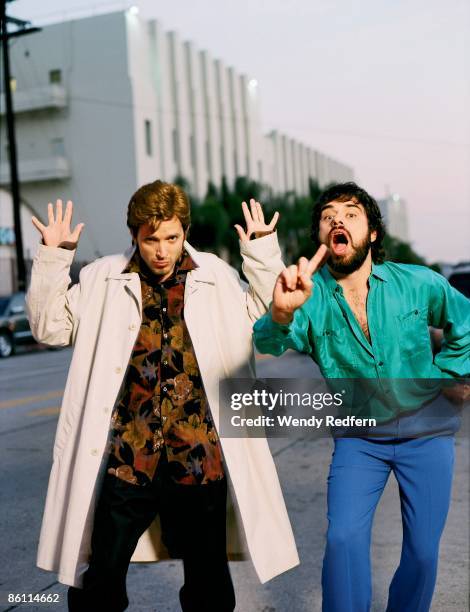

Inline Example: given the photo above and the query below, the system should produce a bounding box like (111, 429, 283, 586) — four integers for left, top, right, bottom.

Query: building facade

(378, 193, 409, 243)
(0, 9, 353, 265)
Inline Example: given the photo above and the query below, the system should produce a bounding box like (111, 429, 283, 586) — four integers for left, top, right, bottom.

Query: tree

(183, 175, 433, 273)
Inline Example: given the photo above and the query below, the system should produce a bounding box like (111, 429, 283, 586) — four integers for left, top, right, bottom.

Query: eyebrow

(321, 203, 362, 212)
(145, 233, 180, 240)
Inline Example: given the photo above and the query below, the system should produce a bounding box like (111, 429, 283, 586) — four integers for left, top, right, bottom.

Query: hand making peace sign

(271, 245, 330, 324)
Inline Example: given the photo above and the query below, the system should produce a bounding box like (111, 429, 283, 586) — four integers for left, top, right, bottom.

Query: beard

(328, 233, 372, 275)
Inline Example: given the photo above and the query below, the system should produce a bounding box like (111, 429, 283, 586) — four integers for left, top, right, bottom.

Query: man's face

(135, 216, 186, 282)
(318, 199, 377, 274)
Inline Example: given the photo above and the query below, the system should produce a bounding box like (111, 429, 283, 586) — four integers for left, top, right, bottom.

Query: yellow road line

(0, 390, 63, 410)
(27, 406, 61, 417)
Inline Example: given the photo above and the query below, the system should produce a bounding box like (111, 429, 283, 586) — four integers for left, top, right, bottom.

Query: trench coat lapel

(105, 246, 142, 317)
(183, 241, 215, 301)
(102, 242, 214, 314)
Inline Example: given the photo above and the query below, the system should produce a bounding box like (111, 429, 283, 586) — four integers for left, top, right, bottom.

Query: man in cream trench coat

(26, 181, 299, 609)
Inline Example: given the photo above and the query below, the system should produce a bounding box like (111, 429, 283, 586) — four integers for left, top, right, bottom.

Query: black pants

(68, 458, 235, 612)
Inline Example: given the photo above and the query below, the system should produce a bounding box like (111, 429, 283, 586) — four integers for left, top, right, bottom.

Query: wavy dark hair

(311, 182, 386, 264)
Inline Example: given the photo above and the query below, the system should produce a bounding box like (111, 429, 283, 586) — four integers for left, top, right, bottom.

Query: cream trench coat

(26, 233, 300, 588)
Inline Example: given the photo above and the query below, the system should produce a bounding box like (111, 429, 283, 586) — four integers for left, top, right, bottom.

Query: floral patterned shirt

(106, 249, 225, 486)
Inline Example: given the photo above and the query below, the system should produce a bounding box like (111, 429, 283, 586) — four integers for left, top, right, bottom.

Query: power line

(261, 122, 470, 150)
(68, 93, 470, 149)
(12, 0, 130, 24)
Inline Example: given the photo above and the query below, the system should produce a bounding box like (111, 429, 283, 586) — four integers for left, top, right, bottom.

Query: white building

(378, 193, 409, 243)
(0, 9, 353, 265)
(0, 190, 39, 293)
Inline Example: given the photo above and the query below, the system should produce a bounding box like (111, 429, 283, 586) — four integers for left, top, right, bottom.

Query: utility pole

(0, 0, 40, 291)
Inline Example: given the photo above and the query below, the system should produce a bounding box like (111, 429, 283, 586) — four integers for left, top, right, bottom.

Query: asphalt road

(0, 347, 468, 612)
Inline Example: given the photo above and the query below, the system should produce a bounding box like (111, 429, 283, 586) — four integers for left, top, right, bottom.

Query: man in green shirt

(253, 182, 470, 612)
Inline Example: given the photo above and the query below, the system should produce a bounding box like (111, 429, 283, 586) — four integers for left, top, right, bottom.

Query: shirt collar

(123, 248, 196, 281)
(371, 262, 390, 282)
(320, 261, 389, 292)
(319, 265, 339, 292)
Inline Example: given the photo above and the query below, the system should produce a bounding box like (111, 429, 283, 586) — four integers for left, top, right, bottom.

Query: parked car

(447, 263, 470, 298)
(0, 292, 36, 358)
(430, 263, 470, 354)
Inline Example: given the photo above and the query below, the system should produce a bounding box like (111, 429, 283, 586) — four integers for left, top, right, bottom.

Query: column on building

(239, 75, 262, 183)
(184, 41, 208, 198)
(307, 148, 317, 188)
(297, 143, 305, 196)
(199, 50, 221, 190)
(278, 135, 286, 193)
(261, 133, 275, 194)
(167, 31, 192, 187)
(127, 12, 159, 187)
(291, 140, 300, 195)
(227, 67, 246, 182)
(148, 20, 174, 182)
(315, 151, 326, 188)
(288, 137, 298, 193)
(265, 130, 282, 194)
(300, 142, 309, 196)
(214, 59, 235, 185)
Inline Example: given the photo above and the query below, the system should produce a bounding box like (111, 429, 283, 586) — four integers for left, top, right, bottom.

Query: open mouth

(330, 230, 349, 255)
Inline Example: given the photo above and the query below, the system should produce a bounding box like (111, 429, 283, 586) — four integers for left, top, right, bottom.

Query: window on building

(10, 77, 17, 92)
(190, 134, 196, 169)
(51, 138, 65, 157)
(205, 141, 212, 177)
(145, 120, 152, 156)
(172, 129, 179, 165)
(220, 146, 225, 176)
(49, 69, 62, 84)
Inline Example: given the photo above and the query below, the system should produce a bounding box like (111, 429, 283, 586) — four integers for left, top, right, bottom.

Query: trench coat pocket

(53, 402, 80, 461)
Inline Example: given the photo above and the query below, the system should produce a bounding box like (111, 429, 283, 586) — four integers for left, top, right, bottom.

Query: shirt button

(129, 324, 136, 331)
(163, 387, 167, 392)
(90, 448, 98, 456)
(163, 360, 168, 365)
(378, 361, 384, 366)
(115, 366, 122, 374)
(163, 333, 168, 339)
(103, 406, 110, 413)
(162, 307, 167, 312)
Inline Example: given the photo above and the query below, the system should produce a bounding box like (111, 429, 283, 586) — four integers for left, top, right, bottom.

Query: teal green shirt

(254, 262, 470, 390)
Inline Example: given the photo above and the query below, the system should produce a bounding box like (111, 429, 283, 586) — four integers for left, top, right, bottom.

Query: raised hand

(32, 199, 84, 250)
(272, 245, 329, 324)
(234, 198, 280, 242)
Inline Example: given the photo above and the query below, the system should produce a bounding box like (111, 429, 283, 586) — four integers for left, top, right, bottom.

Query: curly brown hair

(311, 182, 386, 264)
(127, 180, 191, 237)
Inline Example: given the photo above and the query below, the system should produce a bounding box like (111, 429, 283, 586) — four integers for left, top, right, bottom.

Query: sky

(9, 0, 470, 264)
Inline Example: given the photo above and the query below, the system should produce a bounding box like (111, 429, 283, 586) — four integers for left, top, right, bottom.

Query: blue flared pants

(322, 435, 455, 612)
